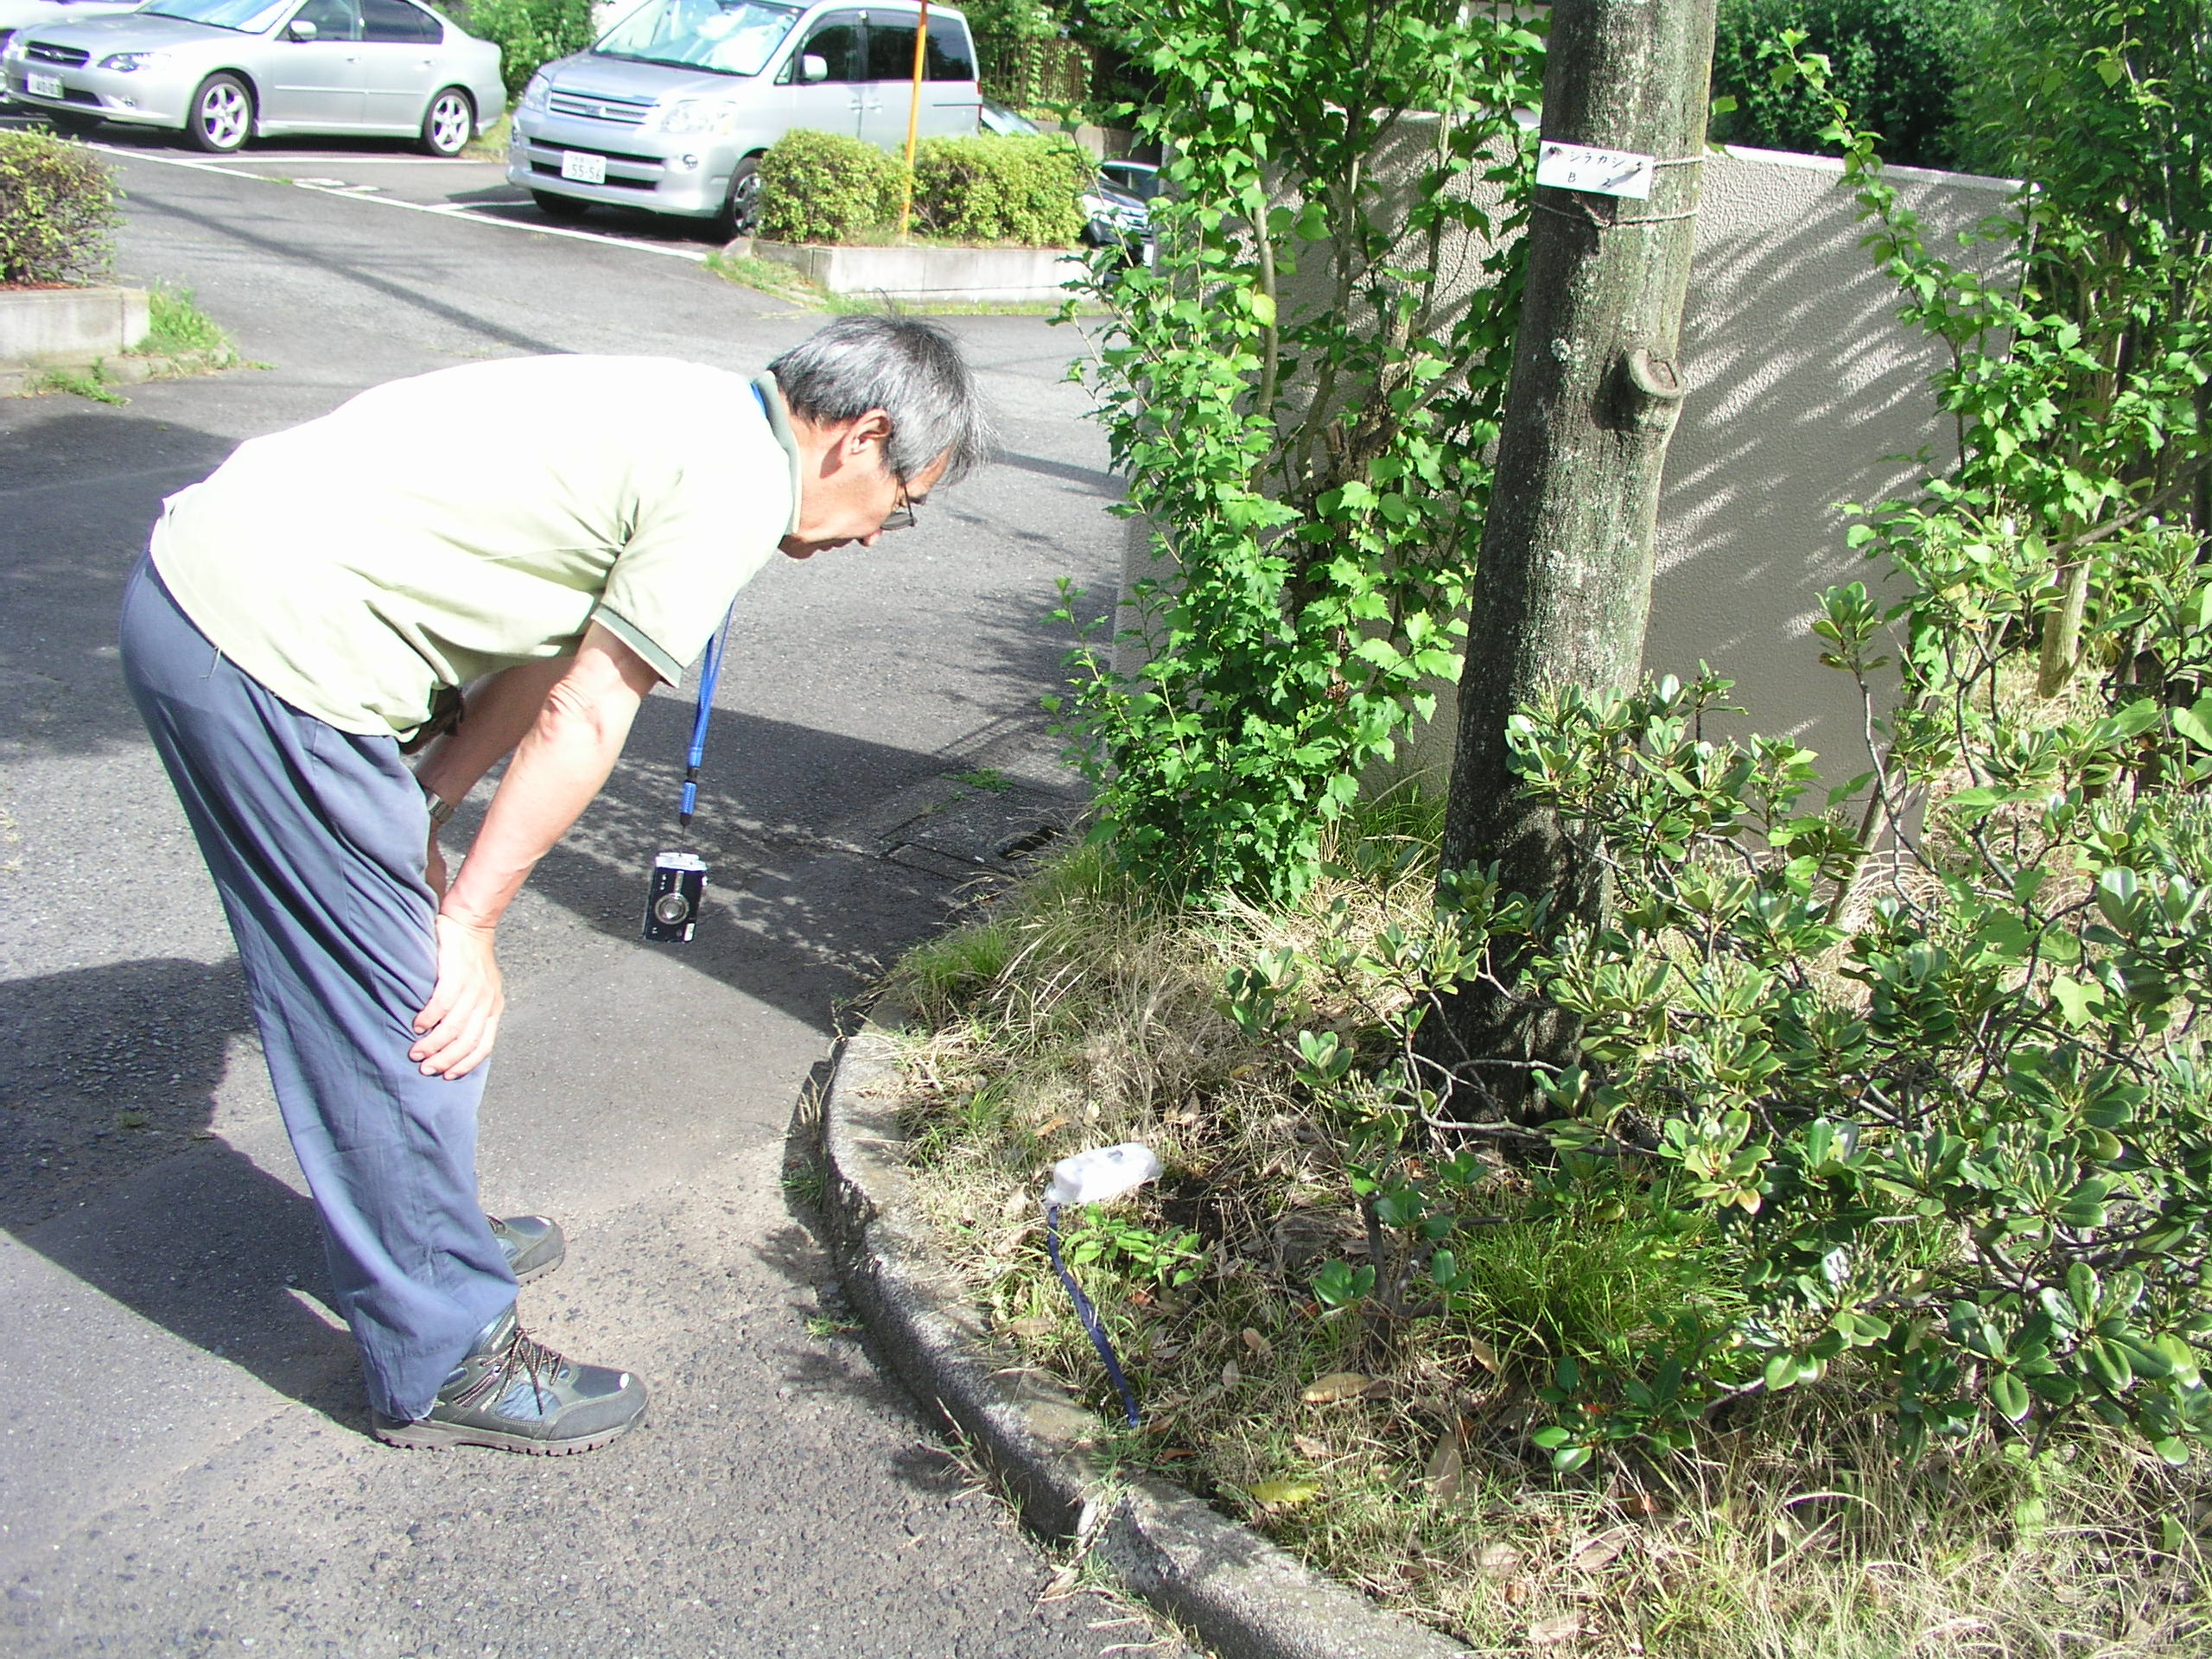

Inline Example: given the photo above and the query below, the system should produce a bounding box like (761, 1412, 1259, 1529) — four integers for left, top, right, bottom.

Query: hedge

(1708, 0, 1981, 171)
(756, 129, 1090, 247)
(458, 0, 595, 99)
(756, 130, 906, 244)
(0, 130, 118, 288)
(912, 133, 1090, 245)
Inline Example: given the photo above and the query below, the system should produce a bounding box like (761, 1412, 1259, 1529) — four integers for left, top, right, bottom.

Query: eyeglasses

(880, 481, 918, 533)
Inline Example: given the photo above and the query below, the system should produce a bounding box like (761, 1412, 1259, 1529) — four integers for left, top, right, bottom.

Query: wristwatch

(423, 787, 458, 828)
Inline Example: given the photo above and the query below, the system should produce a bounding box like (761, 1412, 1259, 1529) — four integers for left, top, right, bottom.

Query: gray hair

(766, 316, 993, 486)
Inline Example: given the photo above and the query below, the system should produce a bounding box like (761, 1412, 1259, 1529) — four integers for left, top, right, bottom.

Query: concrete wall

(747, 238, 1084, 303)
(1112, 138, 2018, 788)
(0, 286, 150, 368)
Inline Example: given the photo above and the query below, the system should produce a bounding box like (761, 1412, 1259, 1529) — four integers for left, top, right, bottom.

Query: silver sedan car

(1, 0, 505, 155)
(0, 0, 143, 84)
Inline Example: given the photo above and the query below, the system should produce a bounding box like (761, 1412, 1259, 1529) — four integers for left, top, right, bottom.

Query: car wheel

(711, 156, 760, 239)
(529, 189, 591, 220)
(418, 86, 472, 158)
(186, 73, 251, 154)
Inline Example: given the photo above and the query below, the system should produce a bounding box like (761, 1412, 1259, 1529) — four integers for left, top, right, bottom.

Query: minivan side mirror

(286, 16, 318, 39)
(799, 52, 829, 81)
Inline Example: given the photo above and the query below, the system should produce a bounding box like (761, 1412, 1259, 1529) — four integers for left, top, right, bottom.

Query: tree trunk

(1433, 0, 1719, 1098)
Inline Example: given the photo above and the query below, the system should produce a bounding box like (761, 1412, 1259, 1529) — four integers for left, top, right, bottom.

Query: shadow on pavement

(1, 410, 243, 758)
(0, 957, 364, 1421)
(127, 189, 570, 356)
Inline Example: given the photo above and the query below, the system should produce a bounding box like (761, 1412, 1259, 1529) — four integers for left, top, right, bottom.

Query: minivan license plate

(560, 151, 607, 185)
(28, 73, 64, 99)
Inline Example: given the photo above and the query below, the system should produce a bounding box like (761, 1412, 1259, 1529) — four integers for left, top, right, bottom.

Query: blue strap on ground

(1045, 1202, 1141, 1429)
(678, 612, 733, 829)
(677, 383, 766, 830)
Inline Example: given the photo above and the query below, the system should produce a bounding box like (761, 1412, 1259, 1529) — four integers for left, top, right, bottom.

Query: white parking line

(92, 141, 714, 265)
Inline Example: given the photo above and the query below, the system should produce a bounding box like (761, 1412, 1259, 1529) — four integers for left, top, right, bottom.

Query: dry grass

(879, 805, 2212, 1657)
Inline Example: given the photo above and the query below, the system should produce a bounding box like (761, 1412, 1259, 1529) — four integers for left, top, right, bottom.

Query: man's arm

(412, 654, 575, 901)
(415, 654, 575, 808)
(409, 623, 663, 1079)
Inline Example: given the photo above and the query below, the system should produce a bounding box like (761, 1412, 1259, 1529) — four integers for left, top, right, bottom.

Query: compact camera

(641, 850, 708, 944)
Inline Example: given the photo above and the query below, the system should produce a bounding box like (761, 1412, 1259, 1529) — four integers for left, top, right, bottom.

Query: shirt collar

(753, 372, 803, 537)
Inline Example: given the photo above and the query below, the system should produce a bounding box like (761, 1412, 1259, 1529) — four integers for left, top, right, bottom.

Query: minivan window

(594, 0, 803, 76)
(141, 0, 291, 30)
(862, 16, 974, 80)
(791, 14, 857, 79)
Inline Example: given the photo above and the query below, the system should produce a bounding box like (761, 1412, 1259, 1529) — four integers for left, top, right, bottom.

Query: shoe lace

(450, 1322, 565, 1415)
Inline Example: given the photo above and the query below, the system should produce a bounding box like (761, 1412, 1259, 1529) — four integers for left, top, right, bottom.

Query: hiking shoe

(489, 1213, 564, 1283)
(371, 1309, 646, 1455)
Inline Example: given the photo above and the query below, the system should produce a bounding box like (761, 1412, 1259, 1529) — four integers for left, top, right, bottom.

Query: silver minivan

(507, 0, 980, 234)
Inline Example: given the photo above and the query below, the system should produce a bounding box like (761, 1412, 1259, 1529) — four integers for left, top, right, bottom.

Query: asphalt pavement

(0, 137, 1166, 1658)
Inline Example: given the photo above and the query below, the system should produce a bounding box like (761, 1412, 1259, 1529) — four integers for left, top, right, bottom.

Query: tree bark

(1433, 0, 1719, 1096)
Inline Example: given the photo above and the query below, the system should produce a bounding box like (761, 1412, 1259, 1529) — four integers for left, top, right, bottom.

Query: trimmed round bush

(757, 129, 904, 244)
(912, 133, 1090, 246)
(0, 130, 118, 287)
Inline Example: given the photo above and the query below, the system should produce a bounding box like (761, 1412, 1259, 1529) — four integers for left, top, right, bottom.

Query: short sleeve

(591, 423, 791, 683)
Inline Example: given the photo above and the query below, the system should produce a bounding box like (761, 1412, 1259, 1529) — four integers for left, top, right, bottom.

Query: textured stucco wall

(1399, 143, 2017, 780)
(1111, 138, 2019, 790)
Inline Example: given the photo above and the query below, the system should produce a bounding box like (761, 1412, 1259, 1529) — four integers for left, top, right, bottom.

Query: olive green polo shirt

(149, 354, 802, 741)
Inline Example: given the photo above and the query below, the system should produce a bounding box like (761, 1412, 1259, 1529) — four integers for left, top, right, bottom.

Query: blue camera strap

(677, 381, 769, 831)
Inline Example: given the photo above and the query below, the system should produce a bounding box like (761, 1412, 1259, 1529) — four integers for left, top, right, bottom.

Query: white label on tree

(1535, 141, 1656, 200)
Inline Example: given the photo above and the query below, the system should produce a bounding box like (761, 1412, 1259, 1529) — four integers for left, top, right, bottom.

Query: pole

(898, 0, 931, 238)
(1433, 0, 1720, 1098)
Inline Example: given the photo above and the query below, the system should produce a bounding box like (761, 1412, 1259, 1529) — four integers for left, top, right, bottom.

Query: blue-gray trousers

(120, 556, 517, 1421)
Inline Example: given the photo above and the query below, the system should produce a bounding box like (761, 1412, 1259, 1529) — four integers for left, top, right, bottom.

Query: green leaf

(2172, 694, 2212, 749)
(2050, 976, 2105, 1027)
(1990, 1372, 2031, 1422)
(1249, 291, 1277, 327)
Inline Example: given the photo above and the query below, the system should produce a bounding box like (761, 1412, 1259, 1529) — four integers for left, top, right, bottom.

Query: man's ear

(841, 408, 893, 461)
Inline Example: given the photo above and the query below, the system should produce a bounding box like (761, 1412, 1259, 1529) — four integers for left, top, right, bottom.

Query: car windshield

(593, 0, 801, 76)
(141, 0, 291, 30)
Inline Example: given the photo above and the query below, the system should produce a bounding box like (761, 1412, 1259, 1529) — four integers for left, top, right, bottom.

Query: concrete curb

(737, 238, 1083, 304)
(818, 1014, 1473, 1659)
(0, 283, 149, 364)
(0, 347, 240, 398)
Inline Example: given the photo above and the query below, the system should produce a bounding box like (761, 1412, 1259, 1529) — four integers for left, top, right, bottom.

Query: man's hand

(411, 913, 504, 1079)
(404, 624, 658, 1082)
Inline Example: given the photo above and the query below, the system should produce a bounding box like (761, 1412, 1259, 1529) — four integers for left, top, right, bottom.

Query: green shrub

(912, 133, 1090, 245)
(756, 129, 902, 244)
(1709, 0, 1986, 170)
(0, 130, 118, 287)
(460, 0, 595, 99)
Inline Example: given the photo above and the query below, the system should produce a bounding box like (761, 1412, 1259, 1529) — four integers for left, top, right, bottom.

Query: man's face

(781, 410, 949, 560)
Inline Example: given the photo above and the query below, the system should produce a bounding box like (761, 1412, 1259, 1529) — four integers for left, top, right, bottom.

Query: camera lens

(652, 890, 693, 925)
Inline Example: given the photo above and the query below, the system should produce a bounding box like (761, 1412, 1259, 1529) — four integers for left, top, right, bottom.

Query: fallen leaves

(1423, 1427, 1464, 1503)
(1249, 1478, 1319, 1507)
(1302, 1370, 1375, 1403)
(1529, 1611, 1585, 1646)
(1474, 1541, 1521, 1579)
(1567, 1529, 1629, 1573)
(1240, 1326, 1271, 1359)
